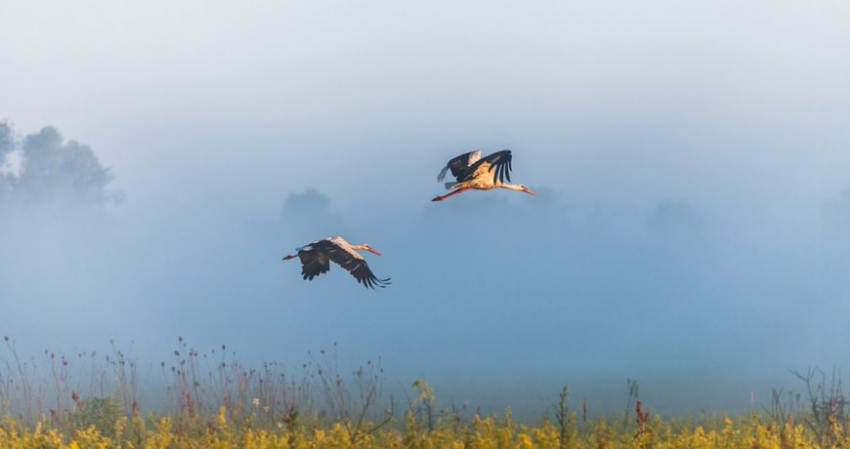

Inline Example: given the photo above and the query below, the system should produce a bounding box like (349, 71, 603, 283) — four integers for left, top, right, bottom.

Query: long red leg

(432, 187, 472, 202)
(282, 254, 297, 260)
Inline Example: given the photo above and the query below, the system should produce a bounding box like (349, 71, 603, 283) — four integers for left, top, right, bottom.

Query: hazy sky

(2, 0, 850, 415)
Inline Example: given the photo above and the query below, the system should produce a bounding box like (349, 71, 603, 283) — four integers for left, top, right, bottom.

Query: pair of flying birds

(282, 150, 536, 289)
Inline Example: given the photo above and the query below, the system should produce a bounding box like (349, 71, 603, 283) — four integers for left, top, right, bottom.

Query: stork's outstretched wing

(437, 150, 482, 182)
(467, 150, 512, 185)
(313, 240, 391, 289)
(296, 248, 331, 280)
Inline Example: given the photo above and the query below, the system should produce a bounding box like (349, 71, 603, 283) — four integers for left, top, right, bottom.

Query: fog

(2, 0, 850, 416)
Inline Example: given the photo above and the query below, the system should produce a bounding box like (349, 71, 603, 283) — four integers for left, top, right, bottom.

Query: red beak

(367, 247, 382, 256)
(524, 188, 537, 196)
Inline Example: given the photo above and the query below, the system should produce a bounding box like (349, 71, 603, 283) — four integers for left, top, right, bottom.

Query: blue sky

(2, 0, 850, 415)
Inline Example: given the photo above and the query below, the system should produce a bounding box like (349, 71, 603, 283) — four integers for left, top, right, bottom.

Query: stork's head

(517, 184, 537, 196)
(360, 243, 382, 256)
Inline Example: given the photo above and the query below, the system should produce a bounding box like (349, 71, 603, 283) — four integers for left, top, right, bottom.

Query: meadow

(1, 338, 848, 448)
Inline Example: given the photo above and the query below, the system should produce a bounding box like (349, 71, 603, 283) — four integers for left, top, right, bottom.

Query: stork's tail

(444, 182, 458, 189)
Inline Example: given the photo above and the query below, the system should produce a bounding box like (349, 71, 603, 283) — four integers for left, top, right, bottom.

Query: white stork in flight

(432, 149, 536, 202)
(282, 236, 390, 289)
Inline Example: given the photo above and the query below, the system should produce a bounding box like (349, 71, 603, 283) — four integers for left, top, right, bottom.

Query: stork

(432, 149, 536, 202)
(282, 236, 390, 289)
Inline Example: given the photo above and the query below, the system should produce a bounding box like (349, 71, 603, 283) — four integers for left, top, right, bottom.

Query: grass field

(1, 339, 846, 448)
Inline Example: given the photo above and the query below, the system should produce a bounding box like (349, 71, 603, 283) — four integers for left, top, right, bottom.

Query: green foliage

(73, 394, 123, 437)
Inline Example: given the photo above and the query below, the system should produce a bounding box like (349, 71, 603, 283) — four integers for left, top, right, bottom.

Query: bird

(432, 149, 536, 202)
(282, 236, 391, 289)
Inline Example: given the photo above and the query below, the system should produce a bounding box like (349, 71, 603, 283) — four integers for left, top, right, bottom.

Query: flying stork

(282, 236, 391, 289)
(432, 149, 536, 202)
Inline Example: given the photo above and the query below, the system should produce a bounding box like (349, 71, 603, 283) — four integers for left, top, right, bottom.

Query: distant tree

(1, 125, 122, 209)
(281, 188, 343, 238)
(0, 122, 12, 163)
(646, 199, 702, 235)
(283, 188, 333, 219)
(0, 122, 13, 201)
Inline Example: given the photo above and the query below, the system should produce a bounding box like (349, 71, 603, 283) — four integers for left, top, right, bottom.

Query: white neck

(499, 183, 525, 191)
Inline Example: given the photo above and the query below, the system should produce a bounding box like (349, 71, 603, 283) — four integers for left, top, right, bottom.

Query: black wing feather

(466, 149, 512, 184)
(297, 250, 331, 280)
(313, 240, 391, 289)
(438, 151, 480, 182)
